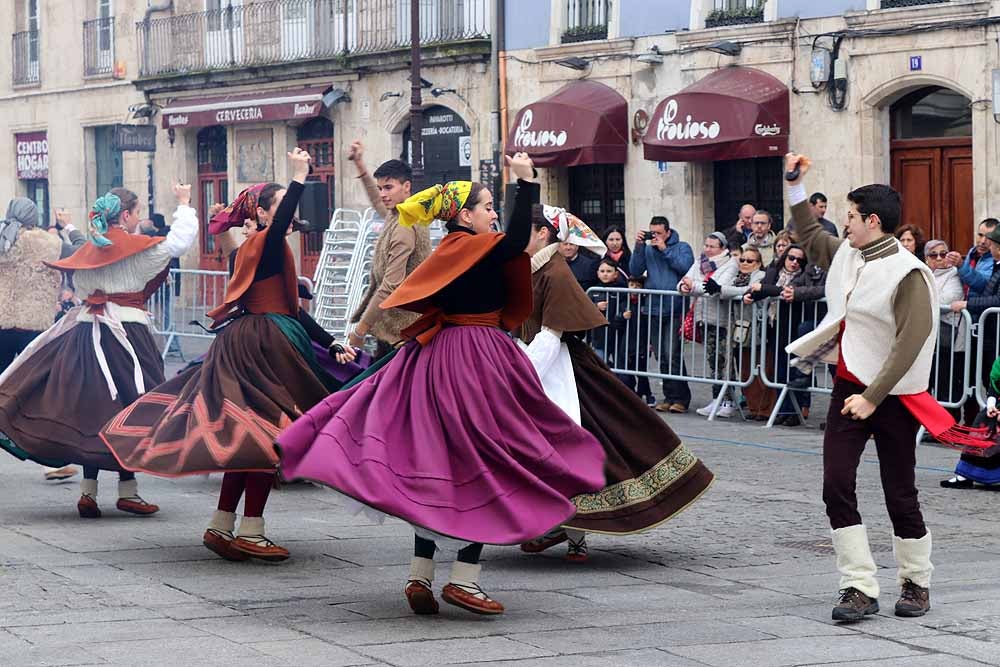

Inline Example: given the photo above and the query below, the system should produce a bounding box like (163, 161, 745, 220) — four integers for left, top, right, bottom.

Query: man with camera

(629, 216, 694, 413)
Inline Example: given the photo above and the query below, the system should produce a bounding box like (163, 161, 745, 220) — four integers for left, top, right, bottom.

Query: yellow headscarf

(397, 181, 473, 227)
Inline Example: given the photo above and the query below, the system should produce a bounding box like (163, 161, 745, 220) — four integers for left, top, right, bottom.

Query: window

(27, 0, 39, 67)
(891, 87, 972, 140)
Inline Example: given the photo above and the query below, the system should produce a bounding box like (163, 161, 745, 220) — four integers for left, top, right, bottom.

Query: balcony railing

(561, 0, 608, 43)
(706, 0, 764, 28)
(881, 0, 949, 8)
(84, 17, 116, 77)
(12, 30, 40, 85)
(138, 0, 490, 78)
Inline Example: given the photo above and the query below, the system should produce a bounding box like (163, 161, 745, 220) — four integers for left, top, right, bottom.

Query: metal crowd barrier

(148, 268, 230, 359)
(586, 287, 986, 429)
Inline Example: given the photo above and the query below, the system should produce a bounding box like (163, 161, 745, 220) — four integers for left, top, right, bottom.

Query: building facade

(1, 0, 497, 277)
(503, 0, 1000, 254)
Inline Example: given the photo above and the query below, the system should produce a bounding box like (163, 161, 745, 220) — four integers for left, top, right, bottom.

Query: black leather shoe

(940, 477, 974, 489)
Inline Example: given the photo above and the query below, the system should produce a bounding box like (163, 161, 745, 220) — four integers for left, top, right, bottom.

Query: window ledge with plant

(561, 24, 609, 44)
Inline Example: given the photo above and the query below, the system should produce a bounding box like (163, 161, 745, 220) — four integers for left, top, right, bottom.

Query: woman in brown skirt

(517, 205, 715, 561)
(101, 148, 355, 563)
(0, 184, 198, 517)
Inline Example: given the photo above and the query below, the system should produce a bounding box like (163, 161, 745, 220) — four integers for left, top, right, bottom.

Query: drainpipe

(494, 0, 508, 195)
(141, 1, 174, 78)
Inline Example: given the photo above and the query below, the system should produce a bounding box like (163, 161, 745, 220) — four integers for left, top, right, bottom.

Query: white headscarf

(542, 205, 607, 255)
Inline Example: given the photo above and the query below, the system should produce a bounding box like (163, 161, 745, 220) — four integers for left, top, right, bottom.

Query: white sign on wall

(458, 135, 472, 167)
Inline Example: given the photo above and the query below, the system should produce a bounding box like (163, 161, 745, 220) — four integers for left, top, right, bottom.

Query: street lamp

(409, 0, 424, 181)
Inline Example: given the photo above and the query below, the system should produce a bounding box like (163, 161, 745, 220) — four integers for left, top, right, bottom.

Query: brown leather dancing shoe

(203, 529, 250, 562)
(520, 529, 568, 554)
(231, 535, 290, 562)
(77, 494, 101, 519)
(405, 580, 439, 615)
(895, 580, 930, 617)
(832, 587, 879, 622)
(116, 496, 160, 516)
(441, 583, 505, 615)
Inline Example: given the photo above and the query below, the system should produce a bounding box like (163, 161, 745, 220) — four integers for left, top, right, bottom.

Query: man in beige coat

(347, 141, 431, 356)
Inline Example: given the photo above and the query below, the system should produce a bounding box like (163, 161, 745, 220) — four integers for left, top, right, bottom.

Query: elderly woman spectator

(896, 223, 927, 261)
(679, 232, 732, 416)
(747, 244, 827, 425)
(925, 239, 966, 412)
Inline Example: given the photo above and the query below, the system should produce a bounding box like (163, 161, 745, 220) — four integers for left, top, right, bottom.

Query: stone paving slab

(2, 409, 1000, 665)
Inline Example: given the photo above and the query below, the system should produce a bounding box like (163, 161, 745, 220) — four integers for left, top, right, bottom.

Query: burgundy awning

(643, 67, 789, 162)
(505, 80, 628, 166)
(161, 86, 327, 129)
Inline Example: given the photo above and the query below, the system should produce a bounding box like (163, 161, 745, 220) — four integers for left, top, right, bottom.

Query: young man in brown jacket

(347, 141, 432, 356)
(784, 153, 936, 623)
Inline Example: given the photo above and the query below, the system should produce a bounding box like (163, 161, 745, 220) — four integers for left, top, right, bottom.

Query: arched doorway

(890, 86, 973, 252)
(197, 125, 229, 272)
(296, 116, 335, 278)
(402, 105, 472, 191)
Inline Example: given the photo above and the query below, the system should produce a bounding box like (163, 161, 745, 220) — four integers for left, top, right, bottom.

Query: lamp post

(409, 0, 424, 183)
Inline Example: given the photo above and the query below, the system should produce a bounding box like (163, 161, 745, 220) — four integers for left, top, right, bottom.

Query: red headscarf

(208, 183, 266, 236)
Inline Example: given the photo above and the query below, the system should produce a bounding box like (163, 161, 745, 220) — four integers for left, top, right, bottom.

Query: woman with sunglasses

(924, 240, 967, 423)
(747, 244, 828, 424)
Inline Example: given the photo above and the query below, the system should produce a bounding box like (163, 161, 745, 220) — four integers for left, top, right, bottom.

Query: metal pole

(409, 0, 424, 183)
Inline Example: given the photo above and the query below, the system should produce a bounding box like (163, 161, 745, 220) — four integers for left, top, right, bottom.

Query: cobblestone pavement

(2, 385, 1000, 666)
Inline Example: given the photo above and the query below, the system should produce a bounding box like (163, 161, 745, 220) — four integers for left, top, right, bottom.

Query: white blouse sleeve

(162, 205, 199, 258)
(523, 327, 563, 378)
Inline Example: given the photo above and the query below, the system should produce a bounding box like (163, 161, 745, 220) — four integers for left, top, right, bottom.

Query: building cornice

(675, 18, 798, 49)
(844, 0, 991, 30)
(533, 37, 636, 60)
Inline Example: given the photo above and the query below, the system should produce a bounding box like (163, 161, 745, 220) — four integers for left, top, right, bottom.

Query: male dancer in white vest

(784, 153, 936, 622)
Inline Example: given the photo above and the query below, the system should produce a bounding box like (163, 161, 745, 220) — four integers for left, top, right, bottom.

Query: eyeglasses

(926, 252, 948, 259)
(738, 258, 759, 264)
(786, 256, 805, 264)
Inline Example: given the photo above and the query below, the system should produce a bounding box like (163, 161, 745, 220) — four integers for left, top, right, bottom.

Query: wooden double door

(891, 137, 973, 253)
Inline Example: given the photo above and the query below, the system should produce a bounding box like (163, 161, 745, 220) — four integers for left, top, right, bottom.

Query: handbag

(680, 302, 703, 343)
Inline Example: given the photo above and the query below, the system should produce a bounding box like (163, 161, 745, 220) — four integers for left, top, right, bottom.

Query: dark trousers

(823, 379, 926, 540)
(83, 466, 135, 482)
(0, 328, 41, 374)
(414, 534, 483, 564)
(651, 314, 691, 407)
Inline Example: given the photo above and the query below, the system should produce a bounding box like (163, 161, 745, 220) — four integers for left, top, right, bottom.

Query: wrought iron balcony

(881, 0, 949, 8)
(706, 0, 764, 28)
(137, 0, 490, 79)
(561, 0, 609, 44)
(84, 16, 116, 77)
(12, 30, 40, 85)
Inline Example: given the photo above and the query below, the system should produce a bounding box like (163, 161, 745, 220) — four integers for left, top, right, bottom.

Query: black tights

(414, 534, 483, 564)
(83, 466, 135, 481)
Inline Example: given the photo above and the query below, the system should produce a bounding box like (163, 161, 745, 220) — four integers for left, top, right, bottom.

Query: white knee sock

(118, 478, 138, 499)
(80, 479, 98, 497)
(831, 524, 879, 598)
(237, 516, 266, 538)
(408, 557, 435, 587)
(208, 510, 237, 534)
(894, 531, 933, 589)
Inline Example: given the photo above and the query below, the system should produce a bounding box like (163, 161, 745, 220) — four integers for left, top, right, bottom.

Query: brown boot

(832, 587, 879, 622)
(894, 580, 930, 617)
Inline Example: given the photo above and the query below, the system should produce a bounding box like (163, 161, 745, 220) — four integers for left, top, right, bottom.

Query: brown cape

(519, 252, 607, 344)
(46, 227, 163, 271)
(207, 231, 297, 325)
(381, 231, 533, 334)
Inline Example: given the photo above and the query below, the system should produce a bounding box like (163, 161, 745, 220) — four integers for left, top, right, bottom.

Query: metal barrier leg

(766, 386, 788, 428)
(915, 425, 927, 447)
(706, 382, 731, 422)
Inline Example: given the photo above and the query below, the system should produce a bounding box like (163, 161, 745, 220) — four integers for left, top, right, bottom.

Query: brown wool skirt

(564, 337, 715, 534)
(101, 315, 330, 477)
(0, 322, 164, 471)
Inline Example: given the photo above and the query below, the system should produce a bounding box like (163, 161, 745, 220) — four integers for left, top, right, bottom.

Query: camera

(643, 231, 654, 242)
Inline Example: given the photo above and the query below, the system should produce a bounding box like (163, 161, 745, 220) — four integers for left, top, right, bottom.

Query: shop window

(401, 105, 472, 191)
(26, 179, 50, 229)
(714, 157, 783, 232)
(197, 126, 229, 268)
(297, 117, 335, 273)
(94, 125, 123, 197)
(569, 164, 624, 238)
(891, 86, 972, 140)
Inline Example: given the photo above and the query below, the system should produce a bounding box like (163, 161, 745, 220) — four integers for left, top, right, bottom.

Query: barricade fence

(588, 287, 987, 427)
(147, 275, 993, 428)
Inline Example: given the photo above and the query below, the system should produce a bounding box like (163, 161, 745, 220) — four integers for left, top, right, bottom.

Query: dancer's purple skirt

(310, 342, 373, 383)
(278, 325, 607, 545)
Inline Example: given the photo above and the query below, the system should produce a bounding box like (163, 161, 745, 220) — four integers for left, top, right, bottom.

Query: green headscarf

(990, 358, 1000, 395)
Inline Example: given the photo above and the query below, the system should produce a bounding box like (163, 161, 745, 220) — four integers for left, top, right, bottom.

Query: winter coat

(629, 230, 695, 316)
(681, 251, 732, 324)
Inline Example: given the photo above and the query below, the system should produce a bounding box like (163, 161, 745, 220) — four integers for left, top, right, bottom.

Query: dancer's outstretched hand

(329, 342, 357, 365)
(506, 152, 534, 181)
(784, 153, 811, 185)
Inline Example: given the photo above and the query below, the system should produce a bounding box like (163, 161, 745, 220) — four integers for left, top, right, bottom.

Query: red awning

(643, 67, 789, 162)
(161, 86, 327, 129)
(505, 80, 628, 166)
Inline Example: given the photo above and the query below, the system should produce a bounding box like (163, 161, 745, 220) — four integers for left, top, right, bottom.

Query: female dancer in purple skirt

(277, 153, 606, 616)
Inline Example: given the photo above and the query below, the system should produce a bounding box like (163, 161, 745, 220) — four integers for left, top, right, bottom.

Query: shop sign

(655, 99, 721, 142)
(111, 124, 157, 152)
(15, 131, 48, 180)
(512, 109, 568, 149)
